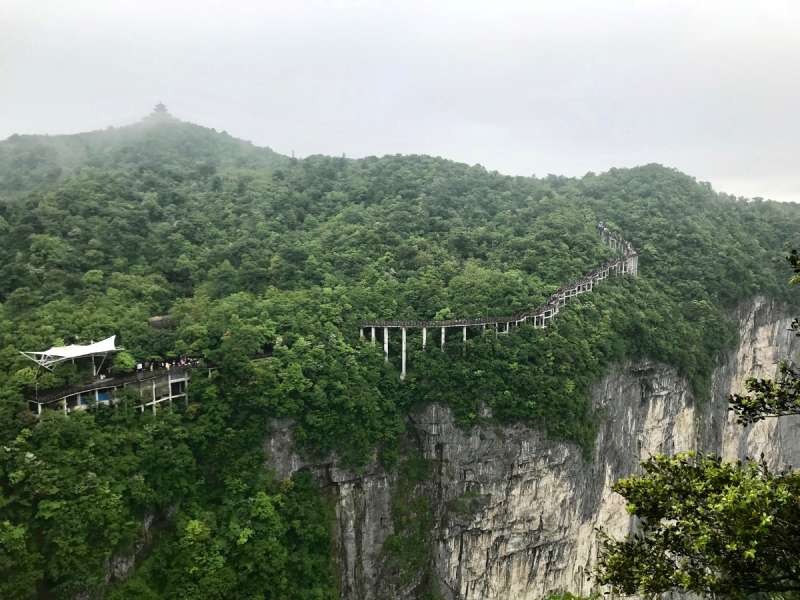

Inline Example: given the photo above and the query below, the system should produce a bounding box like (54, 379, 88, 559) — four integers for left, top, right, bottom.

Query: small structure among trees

(142, 102, 180, 123)
(20, 335, 120, 373)
(19, 335, 190, 414)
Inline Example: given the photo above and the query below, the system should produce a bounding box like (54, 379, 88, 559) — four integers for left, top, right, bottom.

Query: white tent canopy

(21, 335, 119, 370)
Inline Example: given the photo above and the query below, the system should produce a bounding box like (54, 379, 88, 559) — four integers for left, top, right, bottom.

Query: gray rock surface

(264, 296, 800, 600)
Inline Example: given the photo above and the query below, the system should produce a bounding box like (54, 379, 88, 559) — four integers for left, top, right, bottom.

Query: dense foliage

(595, 452, 800, 597)
(1, 121, 799, 598)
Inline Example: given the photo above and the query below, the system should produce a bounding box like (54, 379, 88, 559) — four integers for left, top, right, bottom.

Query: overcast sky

(2, 0, 799, 201)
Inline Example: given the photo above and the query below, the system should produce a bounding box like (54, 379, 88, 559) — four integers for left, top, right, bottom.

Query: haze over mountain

(3, 0, 799, 202)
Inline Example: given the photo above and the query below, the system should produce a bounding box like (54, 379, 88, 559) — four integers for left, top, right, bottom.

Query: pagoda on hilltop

(142, 102, 180, 123)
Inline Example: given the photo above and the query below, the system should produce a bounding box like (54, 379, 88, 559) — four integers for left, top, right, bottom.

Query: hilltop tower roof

(143, 102, 179, 123)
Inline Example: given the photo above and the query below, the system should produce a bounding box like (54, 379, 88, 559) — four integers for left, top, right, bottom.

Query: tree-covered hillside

(1, 121, 799, 599)
(0, 122, 286, 196)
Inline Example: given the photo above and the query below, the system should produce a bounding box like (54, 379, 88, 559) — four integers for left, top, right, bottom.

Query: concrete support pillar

(463, 326, 467, 343)
(441, 327, 445, 351)
(360, 328, 364, 338)
(383, 327, 389, 362)
(37, 403, 42, 415)
(401, 328, 407, 380)
(371, 327, 376, 343)
(422, 327, 427, 349)
(482, 324, 486, 335)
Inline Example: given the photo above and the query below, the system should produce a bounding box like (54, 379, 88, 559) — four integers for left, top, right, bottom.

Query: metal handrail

(28, 365, 194, 405)
(26, 351, 275, 405)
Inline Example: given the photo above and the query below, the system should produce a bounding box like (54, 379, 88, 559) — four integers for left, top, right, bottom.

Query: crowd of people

(135, 356, 202, 373)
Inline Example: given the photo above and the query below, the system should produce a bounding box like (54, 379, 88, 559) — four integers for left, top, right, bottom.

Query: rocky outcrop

(265, 296, 800, 600)
(716, 299, 800, 470)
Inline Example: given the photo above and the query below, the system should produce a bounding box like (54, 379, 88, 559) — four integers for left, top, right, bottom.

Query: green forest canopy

(1, 121, 799, 599)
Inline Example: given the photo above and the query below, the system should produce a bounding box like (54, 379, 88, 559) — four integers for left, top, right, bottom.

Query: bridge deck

(359, 224, 636, 329)
(358, 223, 638, 378)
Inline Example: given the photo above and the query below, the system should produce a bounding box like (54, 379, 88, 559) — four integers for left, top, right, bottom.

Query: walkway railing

(358, 222, 637, 378)
(30, 365, 194, 406)
(26, 352, 273, 414)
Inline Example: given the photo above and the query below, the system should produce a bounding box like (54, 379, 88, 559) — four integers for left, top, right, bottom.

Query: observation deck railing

(26, 353, 272, 414)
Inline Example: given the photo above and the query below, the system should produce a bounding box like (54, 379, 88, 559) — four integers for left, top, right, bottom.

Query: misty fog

(2, 0, 799, 200)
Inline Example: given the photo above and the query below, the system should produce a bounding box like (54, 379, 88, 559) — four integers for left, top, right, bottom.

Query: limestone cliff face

(265, 296, 800, 600)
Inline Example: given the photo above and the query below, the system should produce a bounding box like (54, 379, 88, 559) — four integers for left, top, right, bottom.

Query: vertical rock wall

(265, 296, 800, 600)
(715, 298, 800, 470)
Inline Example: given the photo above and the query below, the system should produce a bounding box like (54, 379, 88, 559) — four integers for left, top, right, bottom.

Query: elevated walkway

(358, 222, 637, 378)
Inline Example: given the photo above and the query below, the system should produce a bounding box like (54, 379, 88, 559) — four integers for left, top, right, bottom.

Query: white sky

(2, 0, 799, 201)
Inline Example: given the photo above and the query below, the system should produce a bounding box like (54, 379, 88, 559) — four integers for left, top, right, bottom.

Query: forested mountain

(0, 123, 285, 196)
(1, 121, 799, 599)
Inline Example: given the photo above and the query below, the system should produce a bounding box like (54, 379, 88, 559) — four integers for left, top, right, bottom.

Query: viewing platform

(25, 353, 272, 415)
(29, 364, 192, 415)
